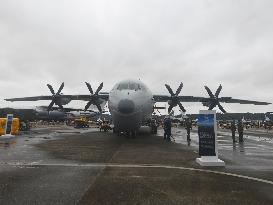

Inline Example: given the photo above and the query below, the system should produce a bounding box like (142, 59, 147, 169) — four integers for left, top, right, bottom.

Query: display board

(198, 113, 216, 156)
(196, 110, 225, 166)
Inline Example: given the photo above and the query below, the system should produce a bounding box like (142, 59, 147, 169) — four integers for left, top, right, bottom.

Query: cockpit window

(117, 83, 129, 90)
(129, 83, 139, 90)
(117, 82, 141, 91)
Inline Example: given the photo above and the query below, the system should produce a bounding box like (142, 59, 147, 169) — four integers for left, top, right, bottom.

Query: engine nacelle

(59, 97, 72, 105)
(202, 101, 210, 107)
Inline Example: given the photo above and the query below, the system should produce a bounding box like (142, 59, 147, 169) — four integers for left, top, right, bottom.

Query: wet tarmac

(0, 125, 273, 204)
(171, 127, 273, 181)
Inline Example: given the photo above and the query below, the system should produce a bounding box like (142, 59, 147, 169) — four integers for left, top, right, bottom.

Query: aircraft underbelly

(112, 110, 142, 131)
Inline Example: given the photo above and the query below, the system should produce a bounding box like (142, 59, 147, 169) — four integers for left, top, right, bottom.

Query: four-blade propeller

(165, 83, 186, 113)
(204, 84, 226, 113)
(47, 82, 64, 111)
(84, 82, 104, 112)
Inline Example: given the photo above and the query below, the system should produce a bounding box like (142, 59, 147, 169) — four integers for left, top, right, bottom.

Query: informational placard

(196, 110, 224, 166)
(198, 113, 216, 156)
(5, 114, 13, 135)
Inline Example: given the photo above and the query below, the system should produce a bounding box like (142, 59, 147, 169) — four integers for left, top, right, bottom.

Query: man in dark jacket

(231, 120, 236, 143)
(238, 119, 244, 142)
(185, 119, 192, 142)
(164, 117, 172, 141)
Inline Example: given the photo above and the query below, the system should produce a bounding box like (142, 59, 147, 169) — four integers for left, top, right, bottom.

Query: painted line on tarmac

(1, 162, 273, 185)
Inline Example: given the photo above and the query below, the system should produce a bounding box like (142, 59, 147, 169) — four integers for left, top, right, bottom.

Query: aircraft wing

(5, 96, 54, 102)
(37, 106, 98, 112)
(217, 97, 271, 105)
(153, 95, 271, 105)
(153, 95, 207, 102)
(5, 93, 109, 102)
(69, 94, 109, 101)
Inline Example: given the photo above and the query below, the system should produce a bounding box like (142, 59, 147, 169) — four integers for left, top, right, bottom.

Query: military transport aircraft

(5, 79, 271, 135)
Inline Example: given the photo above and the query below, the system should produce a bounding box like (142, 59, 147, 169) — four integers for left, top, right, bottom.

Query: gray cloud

(0, 0, 273, 113)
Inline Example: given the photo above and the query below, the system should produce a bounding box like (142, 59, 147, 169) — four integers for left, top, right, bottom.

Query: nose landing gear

(113, 127, 137, 138)
(125, 130, 137, 138)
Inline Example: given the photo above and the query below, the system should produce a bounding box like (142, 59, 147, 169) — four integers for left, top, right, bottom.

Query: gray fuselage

(108, 79, 154, 132)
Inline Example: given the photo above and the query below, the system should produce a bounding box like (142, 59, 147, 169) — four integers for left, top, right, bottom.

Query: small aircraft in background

(0, 106, 101, 122)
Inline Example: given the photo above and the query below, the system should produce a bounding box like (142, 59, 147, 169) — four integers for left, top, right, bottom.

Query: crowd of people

(161, 116, 251, 144)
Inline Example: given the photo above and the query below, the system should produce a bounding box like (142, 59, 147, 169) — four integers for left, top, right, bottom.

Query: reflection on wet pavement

(0, 139, 16, 148)
(168, 127, 273, 172)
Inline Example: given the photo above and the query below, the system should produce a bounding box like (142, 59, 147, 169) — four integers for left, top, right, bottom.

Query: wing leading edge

(5, 94, 109, 102)
(153, 95, 270, 105)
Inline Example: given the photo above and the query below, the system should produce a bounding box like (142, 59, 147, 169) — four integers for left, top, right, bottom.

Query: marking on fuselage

(1, 162, 273, 185)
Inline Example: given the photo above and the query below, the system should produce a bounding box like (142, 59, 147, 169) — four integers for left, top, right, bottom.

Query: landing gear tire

(125, 131, 130, 138)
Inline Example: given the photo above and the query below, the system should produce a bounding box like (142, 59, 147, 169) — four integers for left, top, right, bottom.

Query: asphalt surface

(0, 125, 273, 205)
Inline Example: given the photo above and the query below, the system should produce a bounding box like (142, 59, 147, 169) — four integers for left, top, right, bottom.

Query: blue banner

(198, 114, 216, 156)
(5, 114, 13, 135)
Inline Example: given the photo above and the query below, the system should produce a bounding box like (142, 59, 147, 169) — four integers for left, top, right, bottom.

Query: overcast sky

(0, 0, 272, 114)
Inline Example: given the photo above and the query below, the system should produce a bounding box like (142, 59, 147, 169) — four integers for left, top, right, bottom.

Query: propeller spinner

(84, 82, 104, 112)
(165, 83, 186, 113)
(204, 84, 226, 113)
(47, 82, 64, 111)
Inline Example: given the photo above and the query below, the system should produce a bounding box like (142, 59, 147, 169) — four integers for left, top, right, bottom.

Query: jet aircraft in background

(5, 79, 271, 135)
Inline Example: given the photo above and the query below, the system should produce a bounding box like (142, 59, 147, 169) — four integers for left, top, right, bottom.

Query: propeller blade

(168, 104, 174, 114)
(165, 84, 175, 96)
(215, 84, 222, 98)
(175, 83, 183, 96)
(204, 86, 214, 98)
(95, 82, 103, 95)
(95, 102, 102, 113)
(56, 82, 64, 95)
(47, 84, 55, 95)
(217, 102, 226, 113)
(85, 101, 93, 112)
(85, 82, 93, 95)
(178, 102, 186, 113)
(47, 100, 55, 111)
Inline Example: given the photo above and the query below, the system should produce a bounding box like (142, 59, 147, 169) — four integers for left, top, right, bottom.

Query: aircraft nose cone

(118, 99, 135, 114)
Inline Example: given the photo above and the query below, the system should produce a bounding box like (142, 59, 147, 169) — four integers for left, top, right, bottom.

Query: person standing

(231, 120, 236, 143)
(185, 119, 192, 142)
(238, 119, 244, 142)
(164, 116, 172, 141)
(163, 117, 167, 140)
(151, 118, 158, 134)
